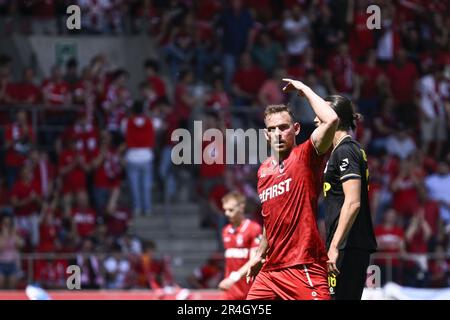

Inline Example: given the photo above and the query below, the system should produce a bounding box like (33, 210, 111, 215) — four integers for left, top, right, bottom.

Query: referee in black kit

(318, 95, 377, 300)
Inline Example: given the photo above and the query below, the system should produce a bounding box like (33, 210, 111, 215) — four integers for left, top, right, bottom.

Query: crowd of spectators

(0, 0, 449, 290)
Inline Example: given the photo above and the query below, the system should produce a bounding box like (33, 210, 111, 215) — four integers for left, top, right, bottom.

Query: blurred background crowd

(0, 0, 449, 291)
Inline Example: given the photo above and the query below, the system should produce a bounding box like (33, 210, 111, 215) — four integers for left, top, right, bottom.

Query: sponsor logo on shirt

(339, 158, 349, 171)
(225, 248, 249, 259)
(258, 178, 292, 203)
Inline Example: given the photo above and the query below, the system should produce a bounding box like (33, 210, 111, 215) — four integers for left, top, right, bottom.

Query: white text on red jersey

(258, 178, 292, 203)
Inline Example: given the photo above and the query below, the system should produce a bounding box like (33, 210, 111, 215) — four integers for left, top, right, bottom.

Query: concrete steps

(130, 203, 220, 286)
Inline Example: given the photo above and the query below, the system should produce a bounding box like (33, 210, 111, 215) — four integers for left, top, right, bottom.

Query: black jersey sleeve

(333, 143, 362, 183)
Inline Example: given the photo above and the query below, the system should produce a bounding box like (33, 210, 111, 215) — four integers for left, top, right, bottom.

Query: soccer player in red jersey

(245, 78, 339, 300)
(219, 191, 262, 300)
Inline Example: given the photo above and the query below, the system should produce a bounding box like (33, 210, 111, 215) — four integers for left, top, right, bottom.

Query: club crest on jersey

(259, 161, 280, 178)
(339, 158, 349, 171)
(236, 235, 244, 246)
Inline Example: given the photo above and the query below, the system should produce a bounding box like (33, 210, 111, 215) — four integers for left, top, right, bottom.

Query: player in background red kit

(218, 191, 262, 300)
(245, 78, 339, 300)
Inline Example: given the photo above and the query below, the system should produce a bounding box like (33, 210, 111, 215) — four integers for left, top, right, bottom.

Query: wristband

(229, 271, 241, 282)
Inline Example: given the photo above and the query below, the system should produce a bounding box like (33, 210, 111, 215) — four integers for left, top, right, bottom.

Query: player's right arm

(245, 227, 267, 283)
(282, 78, 338, 154)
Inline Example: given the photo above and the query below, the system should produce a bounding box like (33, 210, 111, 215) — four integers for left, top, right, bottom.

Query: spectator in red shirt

(324, 43, 360, 99)
(144, 59, 167, 100)
(4, 110, 35, 188)
(404, 207, 433, 286)
(204, 77, 232, 128)
(41, 65, 73, 143)
(91, 130, 123, 218)
(11, 165, 42, 247)
(199, 111, 226, 197)
(347, 1, 375, 59)
(59, 111, 100, 165)
(71, 190, 97, 240)
(390, 157, 424, 220)
(42, 65, 71, 107)
(102, 70, 132, 145)
(258, 67, 285, 107)
(33, 254, 68, 289)
(105, 203, 130, 238)
(174, 69, 199, 129)
(416, 189, 442, 237)
(73, 66, 97, 107)
(28, 148, 55, 200)
(355, 50, 385, 118)
(232, 52, 267, 106)
(385, 48, 419, 126)
(12, 67, 41, 104)
(121, 101, 155, 216)
(374, 209, 406, 284)
(37, 201, 62, 253)
(205, 77, 231, 114)
(58, 138, 90, 214)
(140, 81, 158, 112)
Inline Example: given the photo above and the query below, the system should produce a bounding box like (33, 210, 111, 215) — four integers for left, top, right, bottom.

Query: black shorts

(328, 248, 371, 300)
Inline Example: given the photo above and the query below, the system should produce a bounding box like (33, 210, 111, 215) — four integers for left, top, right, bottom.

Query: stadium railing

(10, 251, 450, 290)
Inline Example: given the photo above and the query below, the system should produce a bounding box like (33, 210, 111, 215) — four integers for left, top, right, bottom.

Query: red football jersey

(71, 207, 96, 238)
(11, 179, 41, 216)
(257, 138, 328, 271)
(5, 122, 35, 167)
(58, 149, 87, 194)
(223, 218, 262, 298)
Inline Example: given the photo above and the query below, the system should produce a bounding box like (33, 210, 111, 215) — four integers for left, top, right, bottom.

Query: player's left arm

(327, 146, 363, 276)
(282, 78, 339, 154)
(327, 179, 361, 276)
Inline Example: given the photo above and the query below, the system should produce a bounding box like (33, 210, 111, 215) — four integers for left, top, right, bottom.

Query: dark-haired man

(319, 95, 377, 300)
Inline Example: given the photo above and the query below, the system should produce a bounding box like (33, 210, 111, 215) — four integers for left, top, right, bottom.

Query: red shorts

(246, 262, 330, 300)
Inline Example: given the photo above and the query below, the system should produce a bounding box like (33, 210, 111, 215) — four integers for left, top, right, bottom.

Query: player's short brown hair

(264, 104, 295, 123)
(221, 191, 246, 205)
